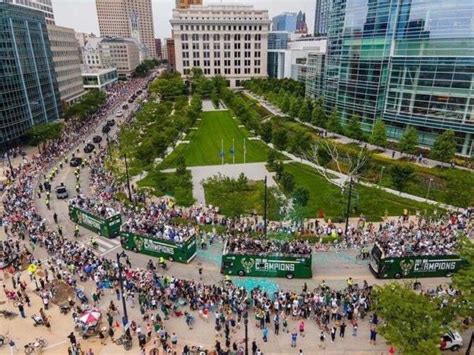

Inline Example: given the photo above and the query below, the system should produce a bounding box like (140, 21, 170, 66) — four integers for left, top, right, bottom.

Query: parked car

(440, 330, 463, 351)
(92, 135, 102, 144)
(106, 118, 115, 127)
(83, 143, 95, 153)
(102, 125, 110, 134)
(55, 184, 68, 199)
(69, 157, 83, 167)
(115, 110, 123, 117)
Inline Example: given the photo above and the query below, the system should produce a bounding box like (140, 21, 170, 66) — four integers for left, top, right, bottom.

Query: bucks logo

(134, 236, 144, 251)
(400, 259, 415, 276)
(241, 258, 255, 273)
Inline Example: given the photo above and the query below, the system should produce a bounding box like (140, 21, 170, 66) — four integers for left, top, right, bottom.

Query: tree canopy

(399, 126, 418, 155)
(25, 121, 64, 147)
(369, 119, 388, 147)
(430, 130, 457, 162)
(345, 114, 364, 141)
(150, 72, 186, 100)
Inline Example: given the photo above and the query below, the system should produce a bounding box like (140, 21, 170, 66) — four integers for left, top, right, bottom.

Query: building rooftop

(80, 65, 117, 75)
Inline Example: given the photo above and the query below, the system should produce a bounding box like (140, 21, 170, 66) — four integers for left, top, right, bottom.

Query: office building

(0, 3, 60, 145)
(82, 37, 140, 78)
(272, 12, 297, 33)
(171, 4, 270, 87)
(47, 25, 86, 107)
(324, 0, 474, 156)
(1, 0, 54, 24)
(295, 11, 308, 34)
(176, 0, 202, 9)
(166, 38, 176, 71)
(96, 0, 156, 58)
(314, 0, 330, 36)
(304, 52, 325, 99)
(155, 38, 162, 59)
(161, 38, 169, 61)
(81, 66, 118, 91)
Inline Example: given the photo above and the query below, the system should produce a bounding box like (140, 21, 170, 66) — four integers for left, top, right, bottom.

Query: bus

(221, 241, 312, 279)
(120, 231, 197, 264)
(369, 242, 465, 279)
(69, 205, 121, 238)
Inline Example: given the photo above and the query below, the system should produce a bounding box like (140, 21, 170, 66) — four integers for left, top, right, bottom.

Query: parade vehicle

(83, 143, 95, 153)
(220, 241, 313, 279)
(120, 230, 197, 263)
(55, 185, 68, 199)
(92, 135, 102, 144)
(369, 242, 465, 279)
(69, 157, 83, 167)
(68, 204, 122, 238)
(102, 125, 110, 134)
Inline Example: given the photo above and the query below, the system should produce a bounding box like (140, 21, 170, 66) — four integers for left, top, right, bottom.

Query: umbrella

(79, 311, 101, 325)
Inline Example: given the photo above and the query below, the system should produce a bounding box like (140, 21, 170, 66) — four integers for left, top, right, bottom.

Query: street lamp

(426, 178, 434, 200)
(116, 251, 131, 339)
(263, 176, 268, 238)
(243, 311, 249, 355)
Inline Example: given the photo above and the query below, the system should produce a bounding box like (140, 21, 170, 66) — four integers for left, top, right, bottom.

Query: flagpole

(232, 138, 235, 164)
(221, 138, 224, 165)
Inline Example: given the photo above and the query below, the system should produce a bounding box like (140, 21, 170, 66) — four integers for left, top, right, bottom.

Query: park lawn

(284, 163, 440, 222)
(137, 170, 194, 207)
(160, 110, 270, 167)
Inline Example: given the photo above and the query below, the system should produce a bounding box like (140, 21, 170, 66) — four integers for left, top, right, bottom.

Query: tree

(452, 236, 474, 317)
(399, 126, 418, 155)
(176, 155, 187, 176)
(280, 172, 295, 193)
(430, 130, 456, 162)
(372, 283, 445, 355)
(259, 121, 273, 143)
(275, 161, 284, 180)
(326, 108, 343, 134)
(369, 119, 388, 147)
(272, 128, 288, 151)
(345, 114, 364, 141)
(280, 93, 291, 113)
(389, 165, 414, 192)
(312, 100, 326, 127)
(25, 121, 63, 149)
(298, 100, 312, 122)
(289, 98, 300, 117)
(267, 150, 277, 168)
(210, 90, 219, 108)
(293, 187, 310, 207)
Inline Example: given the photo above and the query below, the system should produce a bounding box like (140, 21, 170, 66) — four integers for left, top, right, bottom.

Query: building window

(234, 43, 240, 50)
(183, 52, 189, 58)
(234, 68, 241, 74)
(255, 51, 261, 58)
(234, 60, 241, 66)
(224, 34, 230, 41)
(214, 60, 221, 66)
(203, 43, 210, 50)
(244, 68, 250, 74)
(224, 51, 231, 58)
(255, 34, 261, 41)
(244, 59, 250, 66)
(224, 68, 231, 74)
(203, 34, 210, 41)
(193, 52, 200, 58)
(203, 51, 210, 58)
(214, 43, 220, 50)
(224, 60, 231, 66)
(183, 60, 189, 67)
(192, 43, 200, 50)
(224, 43, 230, 50)
(213, 34, 220, 41)
(204, 60, 210, 67)
(244, 34, 251, 41)
(181, 34, 188, 41)
(193, 60, 200, 66)
(234, 34, 240, 41)
(255, 43, 261, 49)
(254, 59, 260, 66)
(234, 51, 241, 58)
(182, 43, 189, 50)
(214, 68, 221, 74)
(204, 68, 211, 74)
(244, 51, 251, 58)
(254, 67, 260, 74)
(244, 43, 251, 49)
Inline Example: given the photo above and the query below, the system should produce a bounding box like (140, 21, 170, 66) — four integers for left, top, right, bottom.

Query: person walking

(262, 326, 268, 342)
(340, 321, 346, 338)
(319, 331, 326, 349)
(298, 320, 305, 338)
(352, 321, 358, 337)
(370, 325, 377, 345)
(290, 329, 297, 348)
(68, 332, 77, 347)
(17, 302, 25, 318)
(273, 314, 280, 335)
(331, 326, 336, 342)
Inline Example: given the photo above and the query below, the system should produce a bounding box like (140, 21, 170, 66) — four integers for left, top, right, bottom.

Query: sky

(51, 0, 315, 39)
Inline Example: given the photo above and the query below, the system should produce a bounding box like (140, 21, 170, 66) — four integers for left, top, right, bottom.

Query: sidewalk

(243, 90, 473, 172)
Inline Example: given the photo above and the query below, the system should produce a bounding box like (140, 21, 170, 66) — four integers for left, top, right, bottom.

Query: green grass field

(160, 110, 271, 167)
(284, 163, 440, 221)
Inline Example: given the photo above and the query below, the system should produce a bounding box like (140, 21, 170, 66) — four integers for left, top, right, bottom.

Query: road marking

(99, 244, 121, 257)
(43, 340, 67, 350)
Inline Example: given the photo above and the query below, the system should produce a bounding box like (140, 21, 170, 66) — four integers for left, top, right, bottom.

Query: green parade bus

(369, 242, 465, 279)
(68, 204, 122, 238)
(221, 241, 312, 279)
(120, 231, 197, 263)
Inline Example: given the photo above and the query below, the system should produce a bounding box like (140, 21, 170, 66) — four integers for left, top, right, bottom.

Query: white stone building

(170, 4, 271, 87)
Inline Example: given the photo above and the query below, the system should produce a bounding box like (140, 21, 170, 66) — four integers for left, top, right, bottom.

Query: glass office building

(272, 12, 297, 32)
(0, 3, 60, 145)
(324, 0, 474, 155)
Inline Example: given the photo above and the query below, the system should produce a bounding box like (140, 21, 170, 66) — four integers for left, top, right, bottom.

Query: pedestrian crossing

(94, 237, 122, 255)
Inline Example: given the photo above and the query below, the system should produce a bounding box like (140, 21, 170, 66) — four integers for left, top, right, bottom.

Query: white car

(115, 110, 123, 117)
(440, 330, 463, 351)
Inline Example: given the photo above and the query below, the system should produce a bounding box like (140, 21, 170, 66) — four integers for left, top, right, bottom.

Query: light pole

(344, 177, 353, 235)
(243, 311, 249, 355)
(426, 178, 434, 200)
(123, 153, 133, 203)
(263, 176, 268, 238)
(116, 252, 131, 339)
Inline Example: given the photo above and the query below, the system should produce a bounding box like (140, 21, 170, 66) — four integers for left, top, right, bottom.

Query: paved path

(163, 162, 276, 204)
(202, 99, 227, 112)
(243, 90, 473, 172)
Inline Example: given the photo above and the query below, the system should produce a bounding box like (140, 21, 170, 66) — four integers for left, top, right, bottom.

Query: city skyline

(51, 0, 314, 38)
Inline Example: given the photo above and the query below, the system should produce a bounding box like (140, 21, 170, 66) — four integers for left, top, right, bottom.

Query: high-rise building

(272, 12, 297, 33)
(313, 0, 330, 36)
(171, 4, 271, 87)
(95, 0, 156, 58)
(0, 3, 61, 144)
(155, 38, 162, 59)
(1, 0, 55, 24)
(175, 0, 202, 9)
(323, 0, 474, 156)
(161, 38, 169, 61)
(295, 11, 308, 34)
(166, 38, 176, 71)
(47, 25, 86, 107)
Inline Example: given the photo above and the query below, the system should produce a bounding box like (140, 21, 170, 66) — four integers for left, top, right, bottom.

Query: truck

(120, 231, 197, 263)
(68, 205, 122, 238)
(369, 242, 465, 279)
(221, 241, 312, 279)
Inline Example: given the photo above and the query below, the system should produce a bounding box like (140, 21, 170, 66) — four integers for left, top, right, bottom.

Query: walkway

(163, 162, 276, 204)
(243, 90, 473, 172)
(202, 99, 227, 112)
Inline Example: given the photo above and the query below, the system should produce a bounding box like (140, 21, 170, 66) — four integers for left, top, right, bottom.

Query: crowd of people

(69, 195, 119, 220)
(225, 236, 312, 256)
